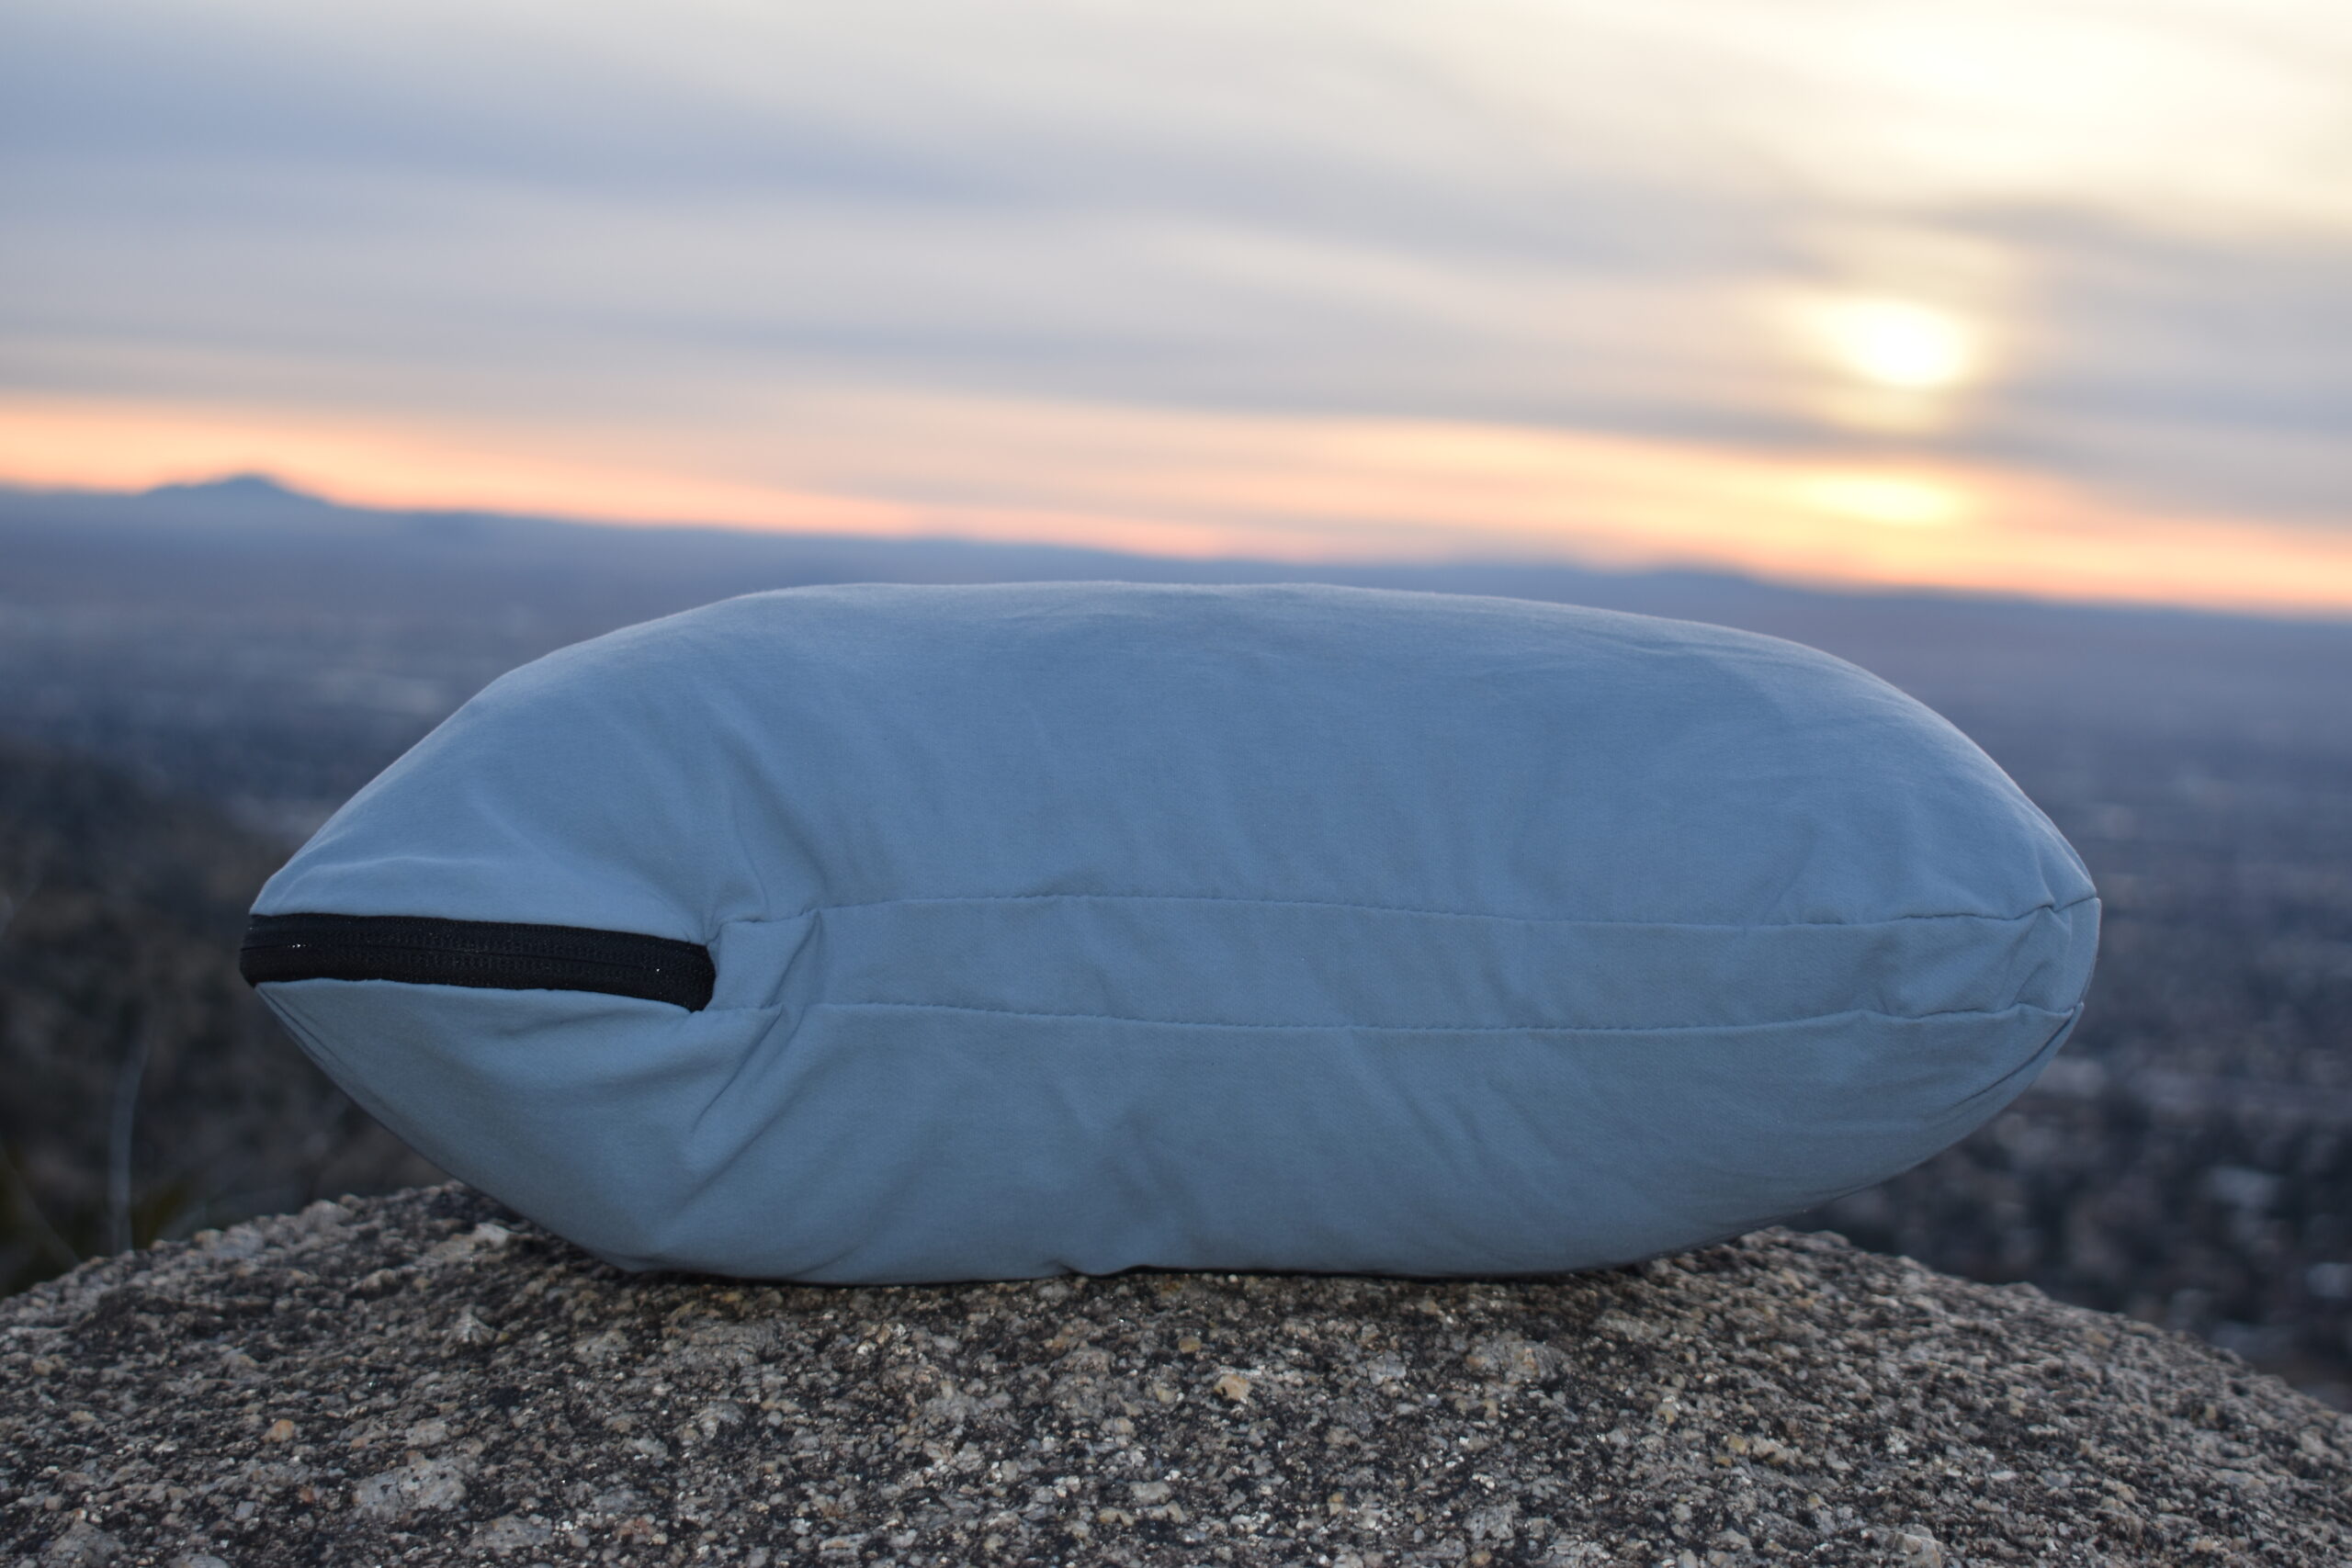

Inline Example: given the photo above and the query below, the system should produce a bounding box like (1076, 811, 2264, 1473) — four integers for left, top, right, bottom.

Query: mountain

(6, 476, 2347, 792)
(139, 473, 331, 508)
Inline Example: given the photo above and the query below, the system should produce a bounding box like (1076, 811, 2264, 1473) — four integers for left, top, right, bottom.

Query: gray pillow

(243, 583, 2098, 1281)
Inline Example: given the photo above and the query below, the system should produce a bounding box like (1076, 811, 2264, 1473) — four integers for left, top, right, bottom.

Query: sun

(1815, 299, 1980, 391)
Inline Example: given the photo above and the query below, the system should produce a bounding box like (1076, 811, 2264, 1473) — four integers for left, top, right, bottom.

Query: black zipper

(240, 912, 716, 1011)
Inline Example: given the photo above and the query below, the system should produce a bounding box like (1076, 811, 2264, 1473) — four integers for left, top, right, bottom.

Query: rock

(470, 1511, 555, 1552)
(36, 1522, 119, 1565)
(350, 1455, 472, 1520)
(3, 1184, 2349, 1565)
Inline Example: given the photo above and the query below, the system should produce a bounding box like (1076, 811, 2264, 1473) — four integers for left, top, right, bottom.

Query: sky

(3, 0, 2348, 613)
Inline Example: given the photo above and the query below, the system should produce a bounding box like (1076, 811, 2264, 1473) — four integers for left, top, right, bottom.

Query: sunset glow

(10, 391, 2352, 618)
(1799, 474, 1969, 530)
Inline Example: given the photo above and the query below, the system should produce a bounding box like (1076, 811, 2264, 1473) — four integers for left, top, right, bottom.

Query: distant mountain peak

(141, 473, 322, 505)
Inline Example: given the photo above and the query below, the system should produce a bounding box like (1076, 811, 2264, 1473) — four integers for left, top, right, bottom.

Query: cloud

(1, 0, 2346, 604)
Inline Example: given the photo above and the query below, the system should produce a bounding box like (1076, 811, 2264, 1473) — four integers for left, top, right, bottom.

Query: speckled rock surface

(6, 1187, 2349, 1567)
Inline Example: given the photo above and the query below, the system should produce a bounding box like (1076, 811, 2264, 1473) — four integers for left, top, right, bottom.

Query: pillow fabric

(243, 583, 2098, 1282)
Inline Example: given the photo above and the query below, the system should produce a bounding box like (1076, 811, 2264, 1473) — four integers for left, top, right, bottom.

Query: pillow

(243, 583, 2098, 1282)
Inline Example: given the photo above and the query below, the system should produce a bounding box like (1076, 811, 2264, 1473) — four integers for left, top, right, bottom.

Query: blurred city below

(3, 477, 2349, 1404)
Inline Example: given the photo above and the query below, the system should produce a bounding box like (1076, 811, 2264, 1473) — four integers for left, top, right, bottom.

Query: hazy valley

(5, 478, 2349, 1404)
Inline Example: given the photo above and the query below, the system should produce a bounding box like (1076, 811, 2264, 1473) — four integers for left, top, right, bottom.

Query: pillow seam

(743, 890, 2100, 930)
(814, 998, 2082, 1034)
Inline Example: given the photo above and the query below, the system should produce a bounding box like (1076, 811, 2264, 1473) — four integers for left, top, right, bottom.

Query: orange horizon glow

(6, 394, 2350, 621)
